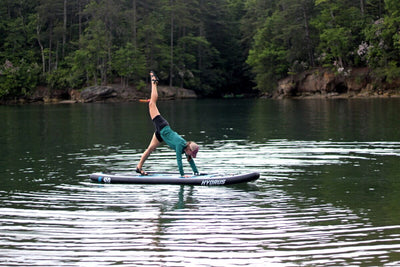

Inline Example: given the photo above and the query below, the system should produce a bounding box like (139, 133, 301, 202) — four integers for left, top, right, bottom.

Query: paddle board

(90, 172, 260, 186)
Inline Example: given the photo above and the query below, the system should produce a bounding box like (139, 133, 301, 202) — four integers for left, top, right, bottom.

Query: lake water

(1, 98, 400, 266)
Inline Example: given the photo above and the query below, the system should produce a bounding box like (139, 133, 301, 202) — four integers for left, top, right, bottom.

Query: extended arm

(188, 157, 199, 175)
(176, 151, 185, 176)
(176, 152, 199, 176)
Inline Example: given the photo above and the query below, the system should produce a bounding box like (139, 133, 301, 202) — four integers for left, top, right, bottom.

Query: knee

(148, 101, 160, 119)
(149, 100, 158, 111)
(147, 145, 157, 153)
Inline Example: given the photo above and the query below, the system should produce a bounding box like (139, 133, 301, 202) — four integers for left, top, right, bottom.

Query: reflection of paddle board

(90, 172, 260, 186)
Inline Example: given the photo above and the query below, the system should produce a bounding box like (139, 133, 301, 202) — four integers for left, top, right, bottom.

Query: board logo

(103, 177, 111, 183)
(201, 179, 226, 186)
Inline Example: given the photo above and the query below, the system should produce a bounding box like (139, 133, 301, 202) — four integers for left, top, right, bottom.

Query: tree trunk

(330, 9, 335, 24)
(198, 0, 204, 72)
(63, 0, 67, 58)
(169, 0, 174, 87)
(303, 4, 315, 67)
(78, 0, 82, 48)
(198, 24, 204, 71)
(360, 0, 365, 16)
(132, 0, 137, 49)
(180, 71, 184, 88)
(48, 20, 53, 73)
(105, 32, 112, 85)
(55, 41, 59, 70)
(94, 70, 97, 85)
(36, 23, 46, 73)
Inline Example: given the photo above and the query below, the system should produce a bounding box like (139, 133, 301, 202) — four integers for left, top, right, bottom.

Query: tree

(138, 3, 169, 80)
(241, 0, 278, 53)
(4, 0, 398, 99)
(37, 0, 65, 73)
(363, 0, 400, 81)
(0, 0, 39, 62)
(312, 0, 365, 69)
(76, 0, 122, 85)
(174, 34, 215, 88)
(247, 24, 288, 92)
(246, 0, 317, 92)
(113, 42, 146, 87)
(0, 59, 40, 97)
(72, 18, 108, 85)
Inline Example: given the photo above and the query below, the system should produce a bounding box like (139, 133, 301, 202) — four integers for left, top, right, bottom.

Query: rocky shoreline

(2, 67, 400, 104)
(272, 67, 400, 99)
(2, 84, 198, 104)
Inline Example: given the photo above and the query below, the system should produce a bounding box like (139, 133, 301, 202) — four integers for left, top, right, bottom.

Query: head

(185, 141, 199, 158)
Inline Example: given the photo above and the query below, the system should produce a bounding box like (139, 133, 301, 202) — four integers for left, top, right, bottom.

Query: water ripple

(1, 140, 400, 266)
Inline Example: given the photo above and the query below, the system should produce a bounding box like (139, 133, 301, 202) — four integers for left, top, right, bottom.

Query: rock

(275, 67, 395, 98)
(277, 69, 339, 97)
(277, 76, 296, 96)
(298, 70, 338, 93)
(51, 89, 69, 100)
(344, 68, 369, 92)
(13, 83, 197, 105)
(70, 89, 82, 102)
(59, 100, 77, 104)
(29, 86, 50, 102)
(157, 86, 197, 99)
(80, 86, 117, 102)
(28, 87, 69, 102)
(176, 87, 197, 99)
(72, 85, 196, 102)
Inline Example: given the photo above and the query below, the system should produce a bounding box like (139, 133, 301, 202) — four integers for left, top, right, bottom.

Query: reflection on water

(1, 139, 400, 266)
(1, 99, 400, 266)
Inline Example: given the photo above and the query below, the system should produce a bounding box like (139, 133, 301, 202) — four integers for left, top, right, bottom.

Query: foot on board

(136, 167, 148, 176)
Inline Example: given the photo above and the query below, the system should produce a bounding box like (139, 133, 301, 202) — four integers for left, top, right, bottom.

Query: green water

(1, 99, 400, 266)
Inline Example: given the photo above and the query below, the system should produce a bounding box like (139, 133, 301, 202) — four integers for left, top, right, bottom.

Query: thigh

(149, 101, 160, 120)
(147, 133, 161, 150)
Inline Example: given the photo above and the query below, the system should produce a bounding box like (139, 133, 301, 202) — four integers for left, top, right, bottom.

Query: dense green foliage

(247, 0, 400, 92)
(0, 0, 399, 98)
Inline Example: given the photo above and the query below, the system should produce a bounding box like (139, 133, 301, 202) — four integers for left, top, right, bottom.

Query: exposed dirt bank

(270, 67, 400, 99)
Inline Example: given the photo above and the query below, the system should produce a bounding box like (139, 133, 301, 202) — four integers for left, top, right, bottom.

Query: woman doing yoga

(136, 71, 199, 177)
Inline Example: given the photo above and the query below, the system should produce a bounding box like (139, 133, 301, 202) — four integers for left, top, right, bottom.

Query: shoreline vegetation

(2, 1, 400, 104)
(2, 66, 400, 105)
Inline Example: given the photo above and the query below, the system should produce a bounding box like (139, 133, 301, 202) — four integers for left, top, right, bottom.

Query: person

(136, 71, 199, 177)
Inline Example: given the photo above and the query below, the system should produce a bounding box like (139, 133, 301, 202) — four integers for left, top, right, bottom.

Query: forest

(1, 0, 400, 99)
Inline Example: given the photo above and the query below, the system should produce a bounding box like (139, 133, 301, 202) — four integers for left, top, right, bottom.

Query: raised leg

(136, 72, 162, 174)
(149, 72, 160, 120)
